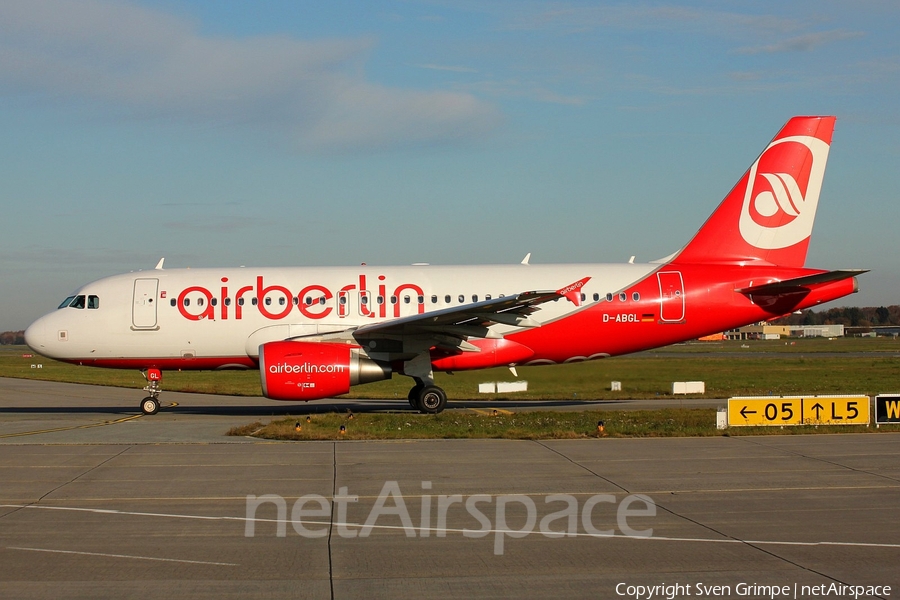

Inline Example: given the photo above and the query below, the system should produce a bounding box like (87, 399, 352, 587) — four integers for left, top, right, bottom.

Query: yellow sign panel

(728, 396, 870, 427)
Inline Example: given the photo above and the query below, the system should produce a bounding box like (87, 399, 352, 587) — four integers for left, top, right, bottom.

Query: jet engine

(259, 341, 391, 401)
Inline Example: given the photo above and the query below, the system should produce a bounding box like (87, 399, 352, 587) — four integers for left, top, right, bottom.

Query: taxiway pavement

(1, 378, 898, 599)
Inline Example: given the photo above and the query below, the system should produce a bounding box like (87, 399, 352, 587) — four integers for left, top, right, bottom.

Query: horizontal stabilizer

(736, 269, 867, 295)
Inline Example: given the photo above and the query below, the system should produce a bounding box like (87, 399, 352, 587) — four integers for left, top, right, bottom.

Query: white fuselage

(25, 263, 657, 367)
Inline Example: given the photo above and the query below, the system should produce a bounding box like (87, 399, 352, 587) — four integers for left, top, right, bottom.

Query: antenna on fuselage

(155, 258, 165, 270)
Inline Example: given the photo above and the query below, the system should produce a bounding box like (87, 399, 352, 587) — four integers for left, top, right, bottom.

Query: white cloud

(416, 63, 479, 73)
(0, 0, 501, 151)
(502, 4, 805, 37)
(733, 30, 865, 55)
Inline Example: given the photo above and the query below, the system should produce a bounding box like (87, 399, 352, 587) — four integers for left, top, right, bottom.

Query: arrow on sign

(740, 406, 757, 418)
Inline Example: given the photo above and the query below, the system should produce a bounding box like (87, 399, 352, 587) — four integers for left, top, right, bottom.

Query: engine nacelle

(259, 341, 391, 401)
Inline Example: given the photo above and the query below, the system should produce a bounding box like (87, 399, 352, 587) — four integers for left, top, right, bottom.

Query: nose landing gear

(140, 368, 162, 415)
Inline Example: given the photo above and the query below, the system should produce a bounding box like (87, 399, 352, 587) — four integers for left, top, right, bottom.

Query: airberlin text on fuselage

(173, 274, 425, 322)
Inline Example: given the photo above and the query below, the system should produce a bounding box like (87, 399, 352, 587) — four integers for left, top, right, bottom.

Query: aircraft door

(657, 271, 685, 322)
(133, 278, 159, 329)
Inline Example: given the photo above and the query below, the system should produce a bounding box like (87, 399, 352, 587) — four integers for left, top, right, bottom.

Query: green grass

(4, 337, 900, 400)
(228, 409, 900, 441)
(5, 341, 899, 440)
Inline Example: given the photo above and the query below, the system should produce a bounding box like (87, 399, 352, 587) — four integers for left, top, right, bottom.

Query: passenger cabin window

(485, 294, 491, 300)
(606, 293, 613, 302)
(404, 295, 411, 304)
(170, 298, 177, 307)
(445, 295, 451, 303)
(472, 295, 478, 302)
(431, 295, 438, 304)
(618, 293, 627, 302)
(632, 292, 640, 301)
(458, 295, 464, 303)
(593, 293, 600, 302)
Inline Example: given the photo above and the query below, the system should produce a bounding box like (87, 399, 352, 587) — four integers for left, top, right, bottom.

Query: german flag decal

(641, 314, 655, 322)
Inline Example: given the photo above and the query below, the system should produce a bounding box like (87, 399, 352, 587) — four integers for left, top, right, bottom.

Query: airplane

(24, 116, 865, 415)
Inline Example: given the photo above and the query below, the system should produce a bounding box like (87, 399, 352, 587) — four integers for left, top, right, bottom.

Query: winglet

(521, 253, 531, 265)
(154, 258, 165, 270)
(556, 277, 591, 306)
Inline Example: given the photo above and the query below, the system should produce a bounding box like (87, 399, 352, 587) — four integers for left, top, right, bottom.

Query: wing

(352, 291, 552, 352)
(291, 277, 590, 358)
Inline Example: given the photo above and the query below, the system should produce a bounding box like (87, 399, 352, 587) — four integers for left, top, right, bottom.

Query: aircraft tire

(141, 397, 160, 415)
(408, 383, 424, 409)
(418, 386, 447, 414)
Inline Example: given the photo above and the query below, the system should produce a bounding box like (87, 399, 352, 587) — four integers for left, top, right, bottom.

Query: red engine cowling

(259, 341, 390, 401)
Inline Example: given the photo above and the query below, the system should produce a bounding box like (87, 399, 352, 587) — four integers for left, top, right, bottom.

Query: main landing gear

(140, 368, 163, 415)
(407, 380, 447, 414)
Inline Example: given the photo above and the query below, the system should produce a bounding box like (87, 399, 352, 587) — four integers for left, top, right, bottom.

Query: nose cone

(24, 315, 52, 355)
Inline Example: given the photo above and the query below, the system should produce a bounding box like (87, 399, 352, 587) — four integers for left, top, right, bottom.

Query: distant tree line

(771, 306, 900, 329)
(0, 331, 26, 345)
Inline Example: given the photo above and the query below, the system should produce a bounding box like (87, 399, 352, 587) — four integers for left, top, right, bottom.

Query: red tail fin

(674, 116, 835, 267)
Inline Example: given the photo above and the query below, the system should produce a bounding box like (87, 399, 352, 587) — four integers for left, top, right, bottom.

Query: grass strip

(5, 339, 900, 401)
(228, 408, 900, 441)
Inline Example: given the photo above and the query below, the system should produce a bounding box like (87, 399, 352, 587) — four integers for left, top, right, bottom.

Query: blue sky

(1, 0, 898, 331)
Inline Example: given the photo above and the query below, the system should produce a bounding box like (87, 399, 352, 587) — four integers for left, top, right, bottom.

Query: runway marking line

(0, 402, 178, 439)
(6, 546, 237, 566)
(3, 503, 899, 550)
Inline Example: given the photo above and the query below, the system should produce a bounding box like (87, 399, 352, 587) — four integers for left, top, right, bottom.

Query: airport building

(724, 324, 845, 340)
(790, 324, 845, 338)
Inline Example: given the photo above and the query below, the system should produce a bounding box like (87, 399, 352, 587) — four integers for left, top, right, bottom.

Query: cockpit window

(69, 295, 86, 309)
(58, 296, 76, 309)
(88, 295, 100, 309)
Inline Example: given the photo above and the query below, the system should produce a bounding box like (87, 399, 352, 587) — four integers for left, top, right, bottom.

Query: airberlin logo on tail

(739, 135, 830, 250)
